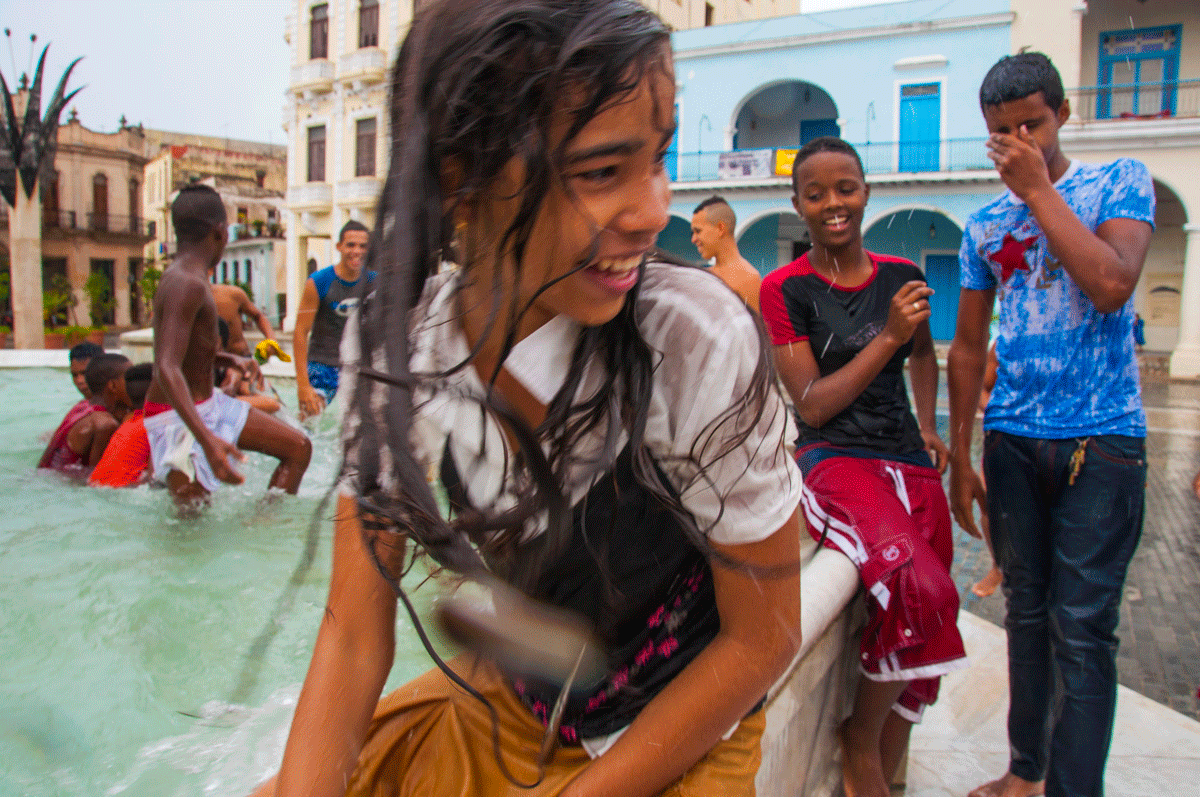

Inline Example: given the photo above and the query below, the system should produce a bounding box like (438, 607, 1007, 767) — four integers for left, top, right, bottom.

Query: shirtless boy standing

(144, 184, 311, 505)
(209, 278, 274, 357)
(691, 195, 762, 311)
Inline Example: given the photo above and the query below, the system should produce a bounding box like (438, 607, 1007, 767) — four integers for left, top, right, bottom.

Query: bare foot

(839, 721, 890, 797)
(967, 772, 1044, 797)
(972, 566, 1002, 597)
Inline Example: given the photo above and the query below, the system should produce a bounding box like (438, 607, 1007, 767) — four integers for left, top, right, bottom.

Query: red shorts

(797, 446, 967, 721)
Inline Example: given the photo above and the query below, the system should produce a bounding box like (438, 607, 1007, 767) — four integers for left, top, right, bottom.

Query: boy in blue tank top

(947, 53, 1155, 797)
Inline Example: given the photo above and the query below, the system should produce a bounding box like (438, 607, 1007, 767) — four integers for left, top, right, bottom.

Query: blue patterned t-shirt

(960, 158, 1155, 438)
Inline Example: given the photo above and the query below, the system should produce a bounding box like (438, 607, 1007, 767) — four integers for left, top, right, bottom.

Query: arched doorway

(655, 215, 702, 264)
(864, 209, 962, 340)
(733, 81, 839, 151)
(736, 211, 809, 277)
(1141, 179, 1188, 352)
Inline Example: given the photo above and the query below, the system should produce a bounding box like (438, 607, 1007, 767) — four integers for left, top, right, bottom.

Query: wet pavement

(942, 375, 1200, 720)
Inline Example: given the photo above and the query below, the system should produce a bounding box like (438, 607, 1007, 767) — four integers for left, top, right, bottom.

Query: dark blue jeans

(983, 431, 1146, 797)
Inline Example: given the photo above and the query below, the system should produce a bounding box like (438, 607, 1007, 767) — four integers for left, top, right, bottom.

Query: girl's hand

(921, 429, 950, 474)
(883, 281, 934, 346)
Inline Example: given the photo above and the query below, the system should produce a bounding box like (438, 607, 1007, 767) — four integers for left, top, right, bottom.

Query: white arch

(729, 79, 839, 150)
(864, 205, 965, 234)
(1149, 173, 1192, 224)
(734, 207, 802, 240)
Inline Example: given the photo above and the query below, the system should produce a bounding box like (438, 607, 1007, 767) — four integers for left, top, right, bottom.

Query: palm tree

(0, 45, 82, 348)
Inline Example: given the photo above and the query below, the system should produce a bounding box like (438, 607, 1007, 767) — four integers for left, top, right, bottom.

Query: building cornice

(671, 169, 1000, 193)
(1060, 119, 1200, 152)
(673, 12, 1014, 61)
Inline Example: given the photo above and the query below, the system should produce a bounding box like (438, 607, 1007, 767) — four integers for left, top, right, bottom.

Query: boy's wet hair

(791, 136, 865, 194)
(979, 52, 1064, 111)
(123, 363, 153, 410)
(69, 341, 104, 362)
(85, 353, 131, 397)
(172, 184, 227, 244)
(338, 219, 369, 243)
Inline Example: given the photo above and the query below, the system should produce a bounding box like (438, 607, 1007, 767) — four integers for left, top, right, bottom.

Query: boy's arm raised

(987, 127, 1152, 313)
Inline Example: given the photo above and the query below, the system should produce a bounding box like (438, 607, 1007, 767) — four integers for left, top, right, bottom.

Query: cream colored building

(1011, 0, 1200, 378)
(142, 133, 288, 322)
(0, 111, 153, 329)
(281, 0, 799, 330)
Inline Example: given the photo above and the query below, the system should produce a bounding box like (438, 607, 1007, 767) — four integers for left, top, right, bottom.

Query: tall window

(128, 178, 140, 233)
(1097, 25, 1181, 118)
(310, 3, 329, 60)
(307, 125, 327, 182)
(704, 3, 714, 26)
(359, 0, 380, 48)
(355, 117, 377, 177)
(92, 173, 109, 231)
(42, 171, 60, 228)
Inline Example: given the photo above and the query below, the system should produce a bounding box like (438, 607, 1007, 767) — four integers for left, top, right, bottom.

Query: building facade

(280, 0, 801, 330)
(658, 0, 1200, 377)
(0, 112, 153, 330)
(142, 132, 288, 323)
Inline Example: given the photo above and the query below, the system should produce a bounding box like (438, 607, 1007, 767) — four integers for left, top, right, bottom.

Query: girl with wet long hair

(253, 2, 803, 795)
(759, 136, 967, 797)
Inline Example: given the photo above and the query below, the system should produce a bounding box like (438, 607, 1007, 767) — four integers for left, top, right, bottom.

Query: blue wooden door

(899, 83, 940, 172)
(924, 254, 959, 341)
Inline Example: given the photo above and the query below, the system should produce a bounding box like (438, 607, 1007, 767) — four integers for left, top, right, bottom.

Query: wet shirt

(760, 252, 926, 455)
(960, 158, 1155, 438)
(307, 265, 377, 367)
(338, 261, 801, 749)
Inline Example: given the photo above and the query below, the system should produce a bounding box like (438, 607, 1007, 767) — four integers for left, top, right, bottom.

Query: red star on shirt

(990, 233, 1038, 283)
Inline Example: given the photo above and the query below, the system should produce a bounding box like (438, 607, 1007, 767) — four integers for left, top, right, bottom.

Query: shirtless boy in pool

(143, 184, 311, 506)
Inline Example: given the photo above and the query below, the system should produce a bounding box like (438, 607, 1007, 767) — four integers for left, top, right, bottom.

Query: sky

(0, 0, 293, 144)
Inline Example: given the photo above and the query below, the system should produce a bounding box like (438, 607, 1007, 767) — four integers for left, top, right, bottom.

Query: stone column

(114, 256, 131, 327)
(9, 191, 44, 349)
(1169, 223, 1200, 379)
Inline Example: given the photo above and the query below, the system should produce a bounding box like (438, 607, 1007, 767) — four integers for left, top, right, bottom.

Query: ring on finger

(912, 301, 921, 310)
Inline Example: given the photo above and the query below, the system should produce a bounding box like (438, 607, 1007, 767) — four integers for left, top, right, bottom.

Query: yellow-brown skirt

(346, 655, 765, 797)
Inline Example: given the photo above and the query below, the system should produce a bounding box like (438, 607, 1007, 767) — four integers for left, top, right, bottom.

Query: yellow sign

(775, 148, 799, 176)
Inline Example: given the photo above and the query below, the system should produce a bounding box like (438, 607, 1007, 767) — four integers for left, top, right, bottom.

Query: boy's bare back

(145, 253, 220, 406)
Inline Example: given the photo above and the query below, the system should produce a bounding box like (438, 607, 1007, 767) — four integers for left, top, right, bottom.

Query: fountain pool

(0, 368, 437, 797)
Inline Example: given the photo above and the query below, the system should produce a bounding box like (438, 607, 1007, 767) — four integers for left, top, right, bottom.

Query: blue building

(657, 0, 1015, 340)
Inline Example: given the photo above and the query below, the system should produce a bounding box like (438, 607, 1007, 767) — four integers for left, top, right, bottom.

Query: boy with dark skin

(145, 184, 311, 505)
(949, 54, 1154, 797)
(39, 353, 129, 472)
(69, 341, 105, 400)
(209, 278, 274, 357)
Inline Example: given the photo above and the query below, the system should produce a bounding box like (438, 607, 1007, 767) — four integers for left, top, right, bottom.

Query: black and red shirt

(760, 251, 925, 455)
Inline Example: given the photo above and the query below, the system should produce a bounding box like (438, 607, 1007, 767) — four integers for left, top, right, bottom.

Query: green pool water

(0, 368, 438, 797)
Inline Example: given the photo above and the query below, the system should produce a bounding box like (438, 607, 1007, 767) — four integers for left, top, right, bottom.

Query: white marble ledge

(908, 611, 1200, 796)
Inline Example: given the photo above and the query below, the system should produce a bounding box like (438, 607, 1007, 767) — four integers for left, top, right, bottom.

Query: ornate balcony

(337, 177, 382, 207)
(290, 59, 335, 95)
(337, 48, 387, 87)
(287, 182, 333, 211)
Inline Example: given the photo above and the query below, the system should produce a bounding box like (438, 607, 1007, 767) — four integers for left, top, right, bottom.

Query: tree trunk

(10, 190, 45, 350)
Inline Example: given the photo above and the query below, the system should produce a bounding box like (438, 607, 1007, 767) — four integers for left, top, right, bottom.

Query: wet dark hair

(693, 195, 730, 216)
(69, 341, 104, 362)
(123, 363, 153, 410)
(172, 184, 226, 244)
(338, 219, 369, 243)
(791, 136, 865, 195)
(979, 52, 1064, 112)
(85, 353, 130, 397)
(351, 0, 778, 584)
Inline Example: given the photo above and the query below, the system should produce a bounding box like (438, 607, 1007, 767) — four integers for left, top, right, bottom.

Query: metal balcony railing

(1070, 79, 1200, 121)
(42, 210, 79, 229)
(86, 213, 153, 235)
(670, 137, 991, 183)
